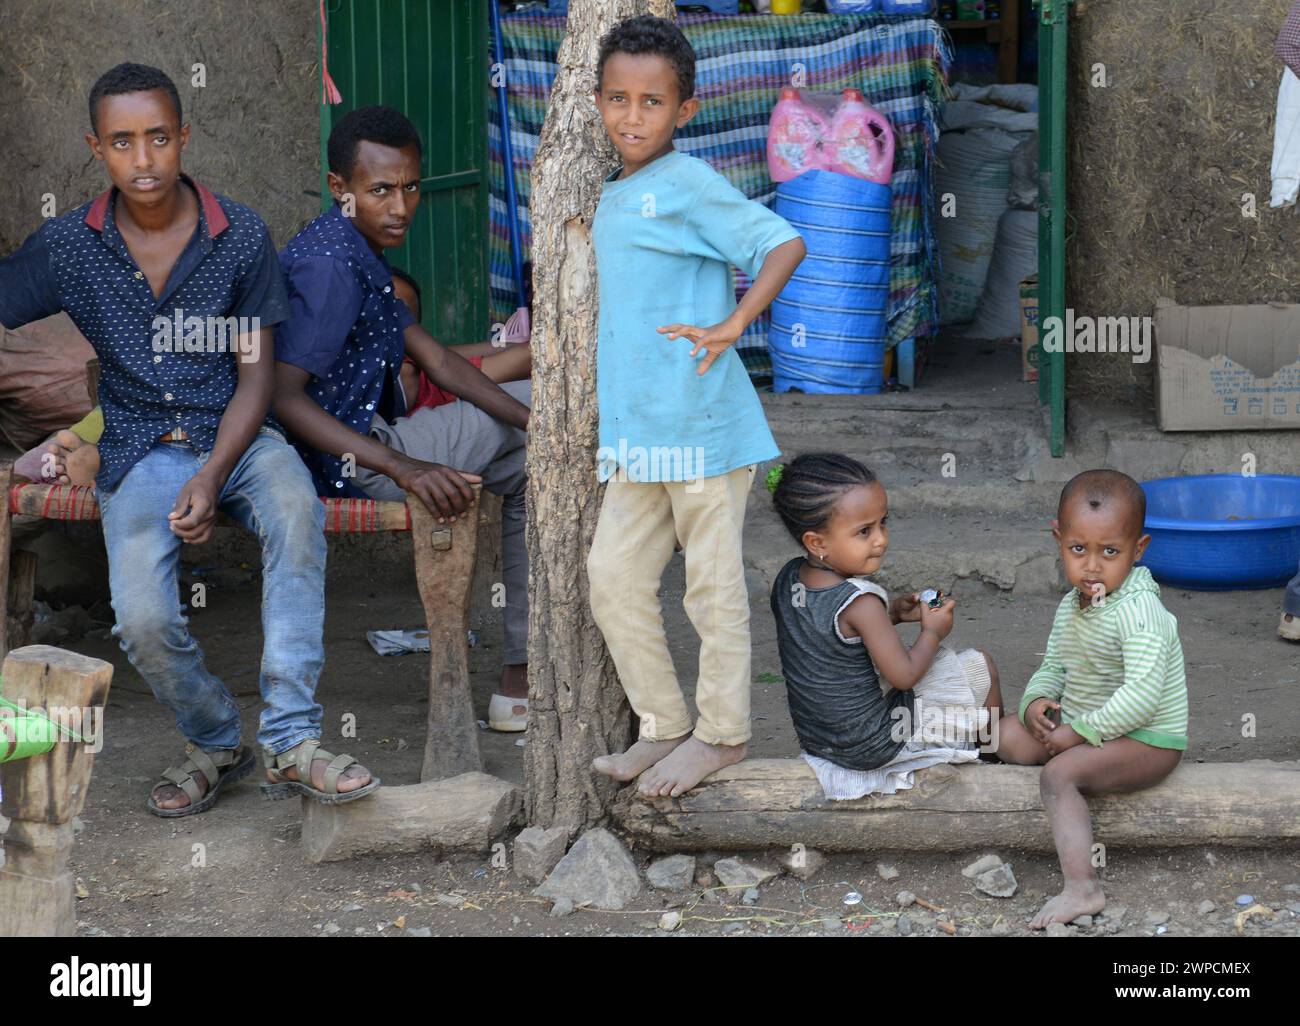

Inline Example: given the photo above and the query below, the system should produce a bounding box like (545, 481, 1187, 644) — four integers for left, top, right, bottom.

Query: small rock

(896, 890, 916, 908)
(340, 903, 363, 914)
(548, 897, 575, 918)
(821, 917, 842, 932)
(742, 887, 759, 905)
(1235, 894, 1254, 907)
(713, 857, 778, 891)
(895, 914, 913, 936)
(877, 862, 900, 881)
(435, 892, 463, 908)
(723, 921, 745, 935)
(990, 920, 1011, 936)
(1107, 905, 1128, 922)
(514, 825, 569, 885)
(909, 912, 934, 931)
(658, 911, 682, 932)
(511, 916, 521, 927)
(409, 883, 423, 895)
(534, 827, 641, 910)
(1144, 911, 1170, 927)
(777, 846, 825, 881)
(646, 854, 696, 891)
(1045, 922, 1071, 938)
(1197, 900, 1217, 915)
(406, 926, 432, 937)
(1286, 902, 1300, 916)
(962, 854, 1003, 879)
(1071, 914, 1093, 928)
(1283, 884, 1300, 894)
(353, 927, 366, 935)
(974, 863, 1018, 898)
(322, 922, 340, 935)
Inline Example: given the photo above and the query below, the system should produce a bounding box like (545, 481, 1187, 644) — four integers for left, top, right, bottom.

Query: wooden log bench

(0, 645, 113, 936)
(0, 459, 487, 783)
(613, 757, 1300, 853)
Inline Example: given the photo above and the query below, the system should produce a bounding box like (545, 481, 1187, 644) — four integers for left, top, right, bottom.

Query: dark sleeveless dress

(770, 557, 914, 771)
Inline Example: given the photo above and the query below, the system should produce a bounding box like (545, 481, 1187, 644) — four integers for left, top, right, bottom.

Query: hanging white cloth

(1271, 67, 1300, 208)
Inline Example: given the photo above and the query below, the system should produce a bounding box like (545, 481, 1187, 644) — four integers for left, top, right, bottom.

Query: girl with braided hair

(768, 453, 1003, 800)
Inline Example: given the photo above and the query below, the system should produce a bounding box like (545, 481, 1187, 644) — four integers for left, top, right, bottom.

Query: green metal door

(1034, 0, 1069, 457)
(319, 0, 489, 348)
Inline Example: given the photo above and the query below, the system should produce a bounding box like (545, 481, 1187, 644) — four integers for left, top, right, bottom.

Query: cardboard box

(1154, 297, 1300, 431)
(1018, 275, 1039, 383)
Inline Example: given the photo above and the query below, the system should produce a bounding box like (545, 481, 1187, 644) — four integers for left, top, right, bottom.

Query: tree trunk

(524, 0, 676, 838)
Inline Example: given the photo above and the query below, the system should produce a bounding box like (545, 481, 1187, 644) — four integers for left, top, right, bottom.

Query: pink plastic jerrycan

(767, 87, 829, 183)
(826, 88, 896, 185)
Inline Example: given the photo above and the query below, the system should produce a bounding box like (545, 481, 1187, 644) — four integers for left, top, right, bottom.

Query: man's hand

(391, 457, 482, 523)
(658, 313, 744, 375)
(1043, 722, 1087, 757)
(169, 472, 221, 544)
(1024, 697, 1062, 744)
(890, 592, 922, 624)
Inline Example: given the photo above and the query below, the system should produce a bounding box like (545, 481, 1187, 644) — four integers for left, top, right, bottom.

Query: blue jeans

(97, 429, 327, 756)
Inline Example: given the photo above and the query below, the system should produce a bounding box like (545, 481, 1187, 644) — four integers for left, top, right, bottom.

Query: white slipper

(489, 694, 529, 732)
(1279, 613, 1300, 642)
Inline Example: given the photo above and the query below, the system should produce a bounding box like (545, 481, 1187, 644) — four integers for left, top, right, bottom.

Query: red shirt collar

(83, 174, 230, 237)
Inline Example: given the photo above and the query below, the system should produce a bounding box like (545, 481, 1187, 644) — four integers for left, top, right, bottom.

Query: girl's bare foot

(1030, 879, 1106, 929)
(592, 737, 688, 782)
(637, 737, 746, 798)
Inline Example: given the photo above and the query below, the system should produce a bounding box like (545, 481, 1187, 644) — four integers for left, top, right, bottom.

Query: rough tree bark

(524, 0, 676, 838)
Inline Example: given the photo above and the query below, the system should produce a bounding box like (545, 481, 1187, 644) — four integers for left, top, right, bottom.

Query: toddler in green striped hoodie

(996, 469, 1188, 930)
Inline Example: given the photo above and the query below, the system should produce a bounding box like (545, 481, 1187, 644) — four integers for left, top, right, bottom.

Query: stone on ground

(778, 846, 825, 880)
(877, 862, 900, 881)
(534, 827, 641, 911)
(962, 854, 1004, 879)
(514, 825, 568, 884)
(646, 854, 696, 891)
(974, 863, 1018, 898)
(713, 856, 778, 890)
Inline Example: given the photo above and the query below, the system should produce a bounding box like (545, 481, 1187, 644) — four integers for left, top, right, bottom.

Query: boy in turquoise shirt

(588, 15, 805, 798)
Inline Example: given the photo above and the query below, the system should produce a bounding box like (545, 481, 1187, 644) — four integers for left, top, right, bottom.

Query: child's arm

(1019, 614, 1069, 741)
(839, 592, 956, 689)
(659, 236, 805, 375)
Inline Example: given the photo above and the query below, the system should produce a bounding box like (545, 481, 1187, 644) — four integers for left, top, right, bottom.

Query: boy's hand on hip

(1024, 698, 1061, 743)
(169, 472, 221, 544)
(1043, 723, 1086, 757)
(393, 457, 482, 523)
(658, 314, 744, 375)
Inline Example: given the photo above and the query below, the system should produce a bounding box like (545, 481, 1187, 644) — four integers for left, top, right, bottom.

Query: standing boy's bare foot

(592, 737, 688, 782)
(637, 737, 747, 797)
(1030, 880, 1106, 929)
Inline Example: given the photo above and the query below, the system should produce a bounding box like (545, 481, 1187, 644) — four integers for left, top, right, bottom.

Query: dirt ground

(29, 546, 1299, 939)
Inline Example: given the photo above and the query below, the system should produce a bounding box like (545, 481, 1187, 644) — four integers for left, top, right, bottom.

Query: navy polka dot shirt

(276, 204, 415, 498)
(0, 175, 291, 491)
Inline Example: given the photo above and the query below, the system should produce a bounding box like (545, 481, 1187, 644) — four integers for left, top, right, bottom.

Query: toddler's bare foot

(1030, 879, 1105, 929)
(592, 737, 688, 782)
(637, 737, 747, 798)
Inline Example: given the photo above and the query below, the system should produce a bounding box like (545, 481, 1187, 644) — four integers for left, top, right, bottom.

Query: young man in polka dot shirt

(273, 107, 533, 732)
(0, 64, 377, 815)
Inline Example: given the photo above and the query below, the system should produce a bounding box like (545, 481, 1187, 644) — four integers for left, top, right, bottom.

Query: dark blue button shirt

(0, 175, 291, 491)
(275, 204, 416, 498)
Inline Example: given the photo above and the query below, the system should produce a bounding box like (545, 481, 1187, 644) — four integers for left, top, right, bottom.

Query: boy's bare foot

(592, 737, 688, 782)
(1030, 879, 1106, 929)
(637, 737, 747, 798)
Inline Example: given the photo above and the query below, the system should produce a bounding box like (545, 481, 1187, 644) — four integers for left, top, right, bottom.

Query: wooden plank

(409, 486, 483, 782)
(613, 758, 1300, 853)
(0, 645, 113, 936)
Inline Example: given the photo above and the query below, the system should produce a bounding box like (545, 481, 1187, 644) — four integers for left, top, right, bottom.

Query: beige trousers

(587, 465, 756, 746)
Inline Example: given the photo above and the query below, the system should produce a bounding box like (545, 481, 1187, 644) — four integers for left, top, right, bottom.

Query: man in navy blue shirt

(274, 107, 533, 731)
(0, 63, 378, 815)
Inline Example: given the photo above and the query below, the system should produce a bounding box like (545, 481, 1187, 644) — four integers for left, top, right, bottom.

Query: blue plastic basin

(1139, 474, 1300, 590)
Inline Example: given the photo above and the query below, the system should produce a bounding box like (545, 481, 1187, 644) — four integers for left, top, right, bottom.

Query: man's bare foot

(637, 737, 747, 798)
(269, 755, 371, 794)
(1030, 879, 1105, 929)
(592, 737, 688, 782)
